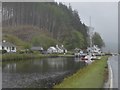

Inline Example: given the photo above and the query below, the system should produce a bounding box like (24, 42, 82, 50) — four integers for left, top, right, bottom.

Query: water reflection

(74, 57, 81, 62)
(3, 57, 85, 73)
(2, 57, 85, 88)
(4, 63, 17, 73)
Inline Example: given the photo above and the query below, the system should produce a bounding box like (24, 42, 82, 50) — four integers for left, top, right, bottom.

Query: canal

(2, 57, 86, 88)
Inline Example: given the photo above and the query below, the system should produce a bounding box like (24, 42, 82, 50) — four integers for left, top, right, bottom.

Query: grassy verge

(58, 54, 74, 57)
(2, 53, 74, 61)
(2, 53, 50, 61)
(54, 56, 108, 88)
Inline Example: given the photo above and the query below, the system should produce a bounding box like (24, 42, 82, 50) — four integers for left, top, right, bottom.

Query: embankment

(54, 56, 108, 88)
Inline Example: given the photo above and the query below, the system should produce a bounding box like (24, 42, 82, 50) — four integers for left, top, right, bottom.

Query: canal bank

(54, 56, 108, 88)
(2, 53, 74, 62)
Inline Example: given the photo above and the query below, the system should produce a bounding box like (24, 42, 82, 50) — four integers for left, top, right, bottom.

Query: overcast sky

(55, 1, 118, 45)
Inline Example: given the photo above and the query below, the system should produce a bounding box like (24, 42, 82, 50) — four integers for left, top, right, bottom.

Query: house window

(12, 47, 15, 50)
(2, 46, 4, 49)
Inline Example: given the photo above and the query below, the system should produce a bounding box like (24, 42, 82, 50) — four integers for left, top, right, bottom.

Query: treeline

(2, 2, 104, 49)
(92, 32, 105, 48)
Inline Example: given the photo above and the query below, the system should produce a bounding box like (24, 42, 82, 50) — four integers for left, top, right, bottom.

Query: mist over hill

(102, 41, 118, 53)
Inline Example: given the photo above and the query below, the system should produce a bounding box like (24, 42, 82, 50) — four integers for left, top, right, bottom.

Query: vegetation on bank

(2, 53, 74, 61)
(31, 34, 58, 50)
(3, 34, 31, 50)
(2, 53, 41, 61)
(54, 56, 108, 88)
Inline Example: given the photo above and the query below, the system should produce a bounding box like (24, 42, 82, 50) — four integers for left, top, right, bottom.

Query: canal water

(2, 57, 86, 88)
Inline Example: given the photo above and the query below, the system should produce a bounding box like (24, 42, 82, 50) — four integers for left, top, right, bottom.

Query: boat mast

(89, 16, 94, 53)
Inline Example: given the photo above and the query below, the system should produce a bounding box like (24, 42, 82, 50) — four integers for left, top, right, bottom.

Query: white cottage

(47, 47, 57, 54)
(56, 45, 63, 53)
(0, 40, 16, 53)
(87, 45, 101, 55)
(56, 45, 67, 53)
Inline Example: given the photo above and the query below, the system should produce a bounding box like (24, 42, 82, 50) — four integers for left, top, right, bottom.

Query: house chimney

(56, 44, 58, 48)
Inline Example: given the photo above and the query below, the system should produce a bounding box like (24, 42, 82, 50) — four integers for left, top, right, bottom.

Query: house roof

(59, 46, 66, 50)
(31, 46, 43, 50)
(56, 45, 66, 50)
(0, 41, 16, 47)
(48, 47, 57, 50)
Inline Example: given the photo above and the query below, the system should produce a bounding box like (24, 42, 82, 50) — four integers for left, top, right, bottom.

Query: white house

(56, 45, 67, 53)
(56, 45, 63, 53)
(47, 46, 57, 54)
(87, 45, 101, 54)
(0, 40, 16, 53)
(47, 45, 67, 54)
(92, 45, 101, 54)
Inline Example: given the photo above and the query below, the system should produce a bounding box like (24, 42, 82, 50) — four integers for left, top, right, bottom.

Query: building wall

(0, 46, 16, 52)
(0, 45, 2, 50)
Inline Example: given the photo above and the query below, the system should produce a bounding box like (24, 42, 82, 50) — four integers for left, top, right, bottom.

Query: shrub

(0, 50, 7, 54)
(18, 50, 26, 54)
(18, 49, 33, 54)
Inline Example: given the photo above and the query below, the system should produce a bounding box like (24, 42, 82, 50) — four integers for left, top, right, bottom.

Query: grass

(2, 53, 44, 61)
(3, 34, 31, 50)
(3, 26, 58, 50)
(58, 54, 74, 57)
(54, 56, 108, 88)
(31, 34, 58, 49)
(2, 53, 72, 61)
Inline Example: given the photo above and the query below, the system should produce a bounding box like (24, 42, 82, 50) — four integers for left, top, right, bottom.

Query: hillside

(3, 26, 58, 50)
(2, 2, 93, 50)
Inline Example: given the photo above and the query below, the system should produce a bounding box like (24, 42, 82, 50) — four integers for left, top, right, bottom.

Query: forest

(2, 2, 104, 50)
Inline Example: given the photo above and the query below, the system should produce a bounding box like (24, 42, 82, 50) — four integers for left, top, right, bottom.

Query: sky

(55, 1, 118, 52)
(62, 2, 118, 44)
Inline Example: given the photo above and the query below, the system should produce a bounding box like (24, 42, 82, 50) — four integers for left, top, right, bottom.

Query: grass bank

(2, 54, 40, 61)
(2, 53, 74, 61)
(54, 56, 108, 88)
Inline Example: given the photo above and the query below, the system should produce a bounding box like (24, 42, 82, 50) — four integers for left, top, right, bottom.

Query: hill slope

(3, 26, 58, 50)
(2, 2, 90, 50)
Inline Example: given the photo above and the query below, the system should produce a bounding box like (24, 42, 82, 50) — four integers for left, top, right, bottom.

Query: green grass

(31, 34, 58, 49)
(58, 54, 74, 57)
(54, 56, 108, 88)
(2, 53, 74, 61)
(2, 53, 44, 61)
(3, 34, 31, 50)
(3, 26, 58, 50)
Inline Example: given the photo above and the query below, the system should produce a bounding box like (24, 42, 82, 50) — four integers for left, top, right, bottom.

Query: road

(108, 55, 118, 88)
(0, 66, 1, 89)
